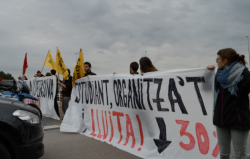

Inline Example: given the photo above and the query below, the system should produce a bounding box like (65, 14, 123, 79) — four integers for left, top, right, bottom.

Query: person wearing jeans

(207, 48, 250, 159)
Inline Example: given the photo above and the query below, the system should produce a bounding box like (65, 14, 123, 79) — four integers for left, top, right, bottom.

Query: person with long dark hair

(207, 48, 250, 159)
(139, 57, 158, 75)
(22, 76, 28, 80)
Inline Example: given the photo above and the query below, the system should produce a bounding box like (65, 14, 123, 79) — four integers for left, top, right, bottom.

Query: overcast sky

(0, 0, 250, 79)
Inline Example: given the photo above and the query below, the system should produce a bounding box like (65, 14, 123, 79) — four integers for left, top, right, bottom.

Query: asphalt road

(41, 118, 250, 159)
(42, 117, 61, 127)
(40, 129, 141, 159)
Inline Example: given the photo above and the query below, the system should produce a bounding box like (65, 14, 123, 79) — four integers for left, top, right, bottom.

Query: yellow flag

(44, 50, 55, 70)
(72, 49, 85, 86)
(55, 47, 69, 80)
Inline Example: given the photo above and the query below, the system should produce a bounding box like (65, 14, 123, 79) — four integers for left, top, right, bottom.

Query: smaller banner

(25, 76, 59, 120)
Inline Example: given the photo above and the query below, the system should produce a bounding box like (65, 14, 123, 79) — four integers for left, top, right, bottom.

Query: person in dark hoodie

(58, 69, 72, 114)
(207, 48, 250, 159)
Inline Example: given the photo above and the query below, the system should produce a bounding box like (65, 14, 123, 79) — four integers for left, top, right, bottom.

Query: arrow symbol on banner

(153, 117, 172, 154)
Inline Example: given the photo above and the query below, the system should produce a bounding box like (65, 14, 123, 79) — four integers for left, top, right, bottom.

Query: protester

(113, 62, 139, 75)
(22, 76, 28, 80)
(36, 71, 45, 77)
(16, 76, 30, 94)
(207, 48, 250, 159)
(51, 69, 60, 117)
(130, 62, 139, 74)
(45, 72, 51, 76)
(58, 69, 72, 114)
(84, 62, 96, 77)
(139, 57, 158, 75)
(51, 69, 57, 78)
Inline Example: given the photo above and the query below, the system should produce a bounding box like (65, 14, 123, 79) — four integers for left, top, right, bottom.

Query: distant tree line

(0, 71, 14, 79)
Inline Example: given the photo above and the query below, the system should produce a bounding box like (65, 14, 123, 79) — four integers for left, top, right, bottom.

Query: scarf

(214, 61, 247, 107)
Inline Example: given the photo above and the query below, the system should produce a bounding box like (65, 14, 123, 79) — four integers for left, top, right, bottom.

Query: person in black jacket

(58, 69, 72, 114)
(207, 48, 250, 159)
(51, 69, 60, 117)
(84, 62, 97, 77)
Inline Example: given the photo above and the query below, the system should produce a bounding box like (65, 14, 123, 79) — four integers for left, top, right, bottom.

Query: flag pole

(41, 50, 49, 74)
(58, 73, 63, 123)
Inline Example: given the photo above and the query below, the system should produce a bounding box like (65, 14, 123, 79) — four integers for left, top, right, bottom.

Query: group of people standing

(21, 48, 249, 159)
(51, 62, 97, 116)
(130, 50, 249, 159)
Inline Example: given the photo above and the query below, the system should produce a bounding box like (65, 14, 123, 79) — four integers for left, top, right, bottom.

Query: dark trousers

(54, 94, 60, 117)
(62, 96, 70, 114)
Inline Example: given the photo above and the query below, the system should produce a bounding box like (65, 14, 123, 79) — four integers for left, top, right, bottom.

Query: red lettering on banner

(109, 111, 114, 142)
(90, 109, 97, 137)
(113, 111, 124, 143)
(102, 111, 108, 139)
(212, 131, 219, 158)
(213, 131, 216, 137)
(96, 110, 103, 138)
(195, 123, 209, 155)
(90, 109, 216, 157)
(136, 115, 144, 151)
(123, 114, 136, 148)
(176, 120, 195, 151)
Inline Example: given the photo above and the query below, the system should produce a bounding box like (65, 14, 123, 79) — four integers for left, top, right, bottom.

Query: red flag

(22, 53, 28, 76)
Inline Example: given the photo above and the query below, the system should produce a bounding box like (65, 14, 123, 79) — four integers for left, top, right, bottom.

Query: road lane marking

(44, 125, 60, 131)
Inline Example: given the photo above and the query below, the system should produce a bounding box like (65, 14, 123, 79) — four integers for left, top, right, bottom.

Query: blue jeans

(216, 126, 249, 159)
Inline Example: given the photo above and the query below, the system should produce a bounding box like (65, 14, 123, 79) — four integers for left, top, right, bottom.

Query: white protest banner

(61, 68, 219, 159)
(25, 76, 59, 120)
